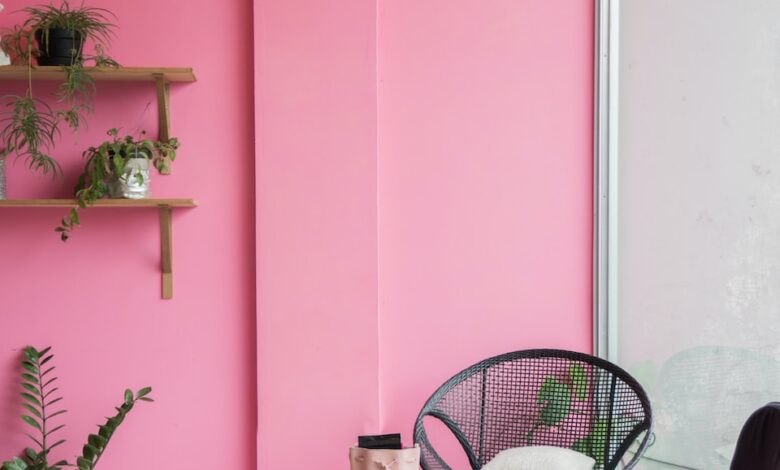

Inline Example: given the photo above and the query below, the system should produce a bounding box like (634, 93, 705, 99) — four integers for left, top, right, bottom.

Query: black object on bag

(358, 433, 402, 450)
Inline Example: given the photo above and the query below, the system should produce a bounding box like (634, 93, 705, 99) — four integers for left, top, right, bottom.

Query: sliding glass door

(600, 1, 780, 468)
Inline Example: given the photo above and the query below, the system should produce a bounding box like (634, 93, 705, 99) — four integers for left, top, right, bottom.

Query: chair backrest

(413, 349, 653, 470)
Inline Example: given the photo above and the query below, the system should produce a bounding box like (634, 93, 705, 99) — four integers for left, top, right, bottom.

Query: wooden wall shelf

(0, 66, 196, 82)
(0, 198, 197, 208)
(0, 198, 197, 299)
(0, 66, 196, 173)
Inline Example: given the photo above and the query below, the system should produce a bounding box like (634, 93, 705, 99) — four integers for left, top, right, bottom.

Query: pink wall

(254, 0, 379, 469)
(255, 0, 593, 468)
(0, 0, 256, 469)
(0, 0, 593, 467)
(377, 0, 595, 448)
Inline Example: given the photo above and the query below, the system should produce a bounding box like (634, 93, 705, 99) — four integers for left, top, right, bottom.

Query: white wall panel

(618, 1, 780, 468)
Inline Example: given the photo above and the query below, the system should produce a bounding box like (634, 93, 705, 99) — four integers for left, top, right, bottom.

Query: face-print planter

(109, 153, 151, 199)
(349, 444, 420, 470)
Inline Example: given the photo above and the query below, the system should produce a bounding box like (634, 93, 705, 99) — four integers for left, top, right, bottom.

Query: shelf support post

(160, 206, 173, 299)
(154, 74, 173, 174)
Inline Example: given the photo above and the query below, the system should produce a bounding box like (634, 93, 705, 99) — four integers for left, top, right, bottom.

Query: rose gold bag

(349, 444, 420, 470)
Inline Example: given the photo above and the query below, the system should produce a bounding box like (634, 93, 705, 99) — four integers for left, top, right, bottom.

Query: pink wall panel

(0, 0, 256, 469)
(376, 0, 595, 448)
(254, 0, 379, 468)
(254, 0, 594, 467)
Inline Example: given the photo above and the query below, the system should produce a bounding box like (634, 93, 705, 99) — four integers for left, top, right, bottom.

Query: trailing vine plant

(56, 129, 180, 241)
(0, 1, 119, 176)
(1, 346, 153, 470)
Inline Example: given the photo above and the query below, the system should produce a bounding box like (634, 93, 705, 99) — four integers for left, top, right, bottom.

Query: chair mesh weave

(413, 350, 652, 470)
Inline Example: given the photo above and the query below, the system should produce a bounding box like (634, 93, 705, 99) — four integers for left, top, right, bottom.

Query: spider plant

(0, 24, 35, 64)
(0, 95, 61, 176)
(21, 1, 115, 63)
(0, 1, 119, 177)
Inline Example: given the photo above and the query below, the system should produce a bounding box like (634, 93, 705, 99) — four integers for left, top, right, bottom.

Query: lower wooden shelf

(0, 198, 198, 299)
(0, 198, 197, 208)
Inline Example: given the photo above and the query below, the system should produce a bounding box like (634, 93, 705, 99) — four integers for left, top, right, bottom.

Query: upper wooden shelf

(0, 198, 197, 208)
(0, 66, 196, 82)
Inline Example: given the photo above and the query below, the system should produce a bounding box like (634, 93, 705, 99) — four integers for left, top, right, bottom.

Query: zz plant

(1, 346, 153, 470)
(56, 129, 180, 241)
(0, 1, 119, 176)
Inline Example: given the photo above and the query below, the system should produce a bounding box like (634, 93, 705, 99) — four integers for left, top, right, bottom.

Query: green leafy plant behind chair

(413, 350, 653, 470)
(1, 346, 153, 470)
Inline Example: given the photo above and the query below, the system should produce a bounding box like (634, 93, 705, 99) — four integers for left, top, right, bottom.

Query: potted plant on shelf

(24, 1, 114, 66)
(0, 1, 119, 184)
(56, 128, 180, 241)
(1, 346, 153, 470)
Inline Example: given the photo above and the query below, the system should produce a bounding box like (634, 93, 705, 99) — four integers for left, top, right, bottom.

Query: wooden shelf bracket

(154, 74, 173, 174)
(0, 198, 196, 299)
(159, 205, 174, 299)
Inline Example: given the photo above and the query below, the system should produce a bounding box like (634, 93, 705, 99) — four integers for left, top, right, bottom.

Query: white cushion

(481, 446, 595, 470)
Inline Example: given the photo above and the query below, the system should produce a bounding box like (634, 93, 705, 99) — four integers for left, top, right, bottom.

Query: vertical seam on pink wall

(375, 0, 383, 434)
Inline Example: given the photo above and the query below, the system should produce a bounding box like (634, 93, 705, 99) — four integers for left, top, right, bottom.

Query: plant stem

(26, 39, 33, 98)
(36, 354, 48, 459)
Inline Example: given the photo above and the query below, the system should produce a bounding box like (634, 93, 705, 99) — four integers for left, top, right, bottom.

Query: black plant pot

(35, 28, 84, 66)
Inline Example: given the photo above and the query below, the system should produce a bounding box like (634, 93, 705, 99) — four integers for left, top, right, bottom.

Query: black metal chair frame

(413, 349, 653, 470)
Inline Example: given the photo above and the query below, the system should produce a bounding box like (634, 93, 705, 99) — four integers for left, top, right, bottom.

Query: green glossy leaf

(536, 377, 572, 426)
(24, 350, 37, 363)
(98, 425, 112, 439)
(2, 456, 29, 470)
(569, 363, 588, 400)
(76, 456, 90, 470)
(82, 444, 97, 462)
(137, 387, 152, 398)
(21, 415, 41, 430)
(22, 404, 41, 418)
(21, 393, 41, 406)
(21, 374, 39, 385)
(88, 434, 106, 449)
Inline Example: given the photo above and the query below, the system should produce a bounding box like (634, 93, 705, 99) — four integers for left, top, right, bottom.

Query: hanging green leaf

(536, 377, 572, 426)
(569, 363, 588, 400)
(572, 418, 609, 465)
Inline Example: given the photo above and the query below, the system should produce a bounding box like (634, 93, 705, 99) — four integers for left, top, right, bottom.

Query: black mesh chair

(413, 349, 653, 470)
